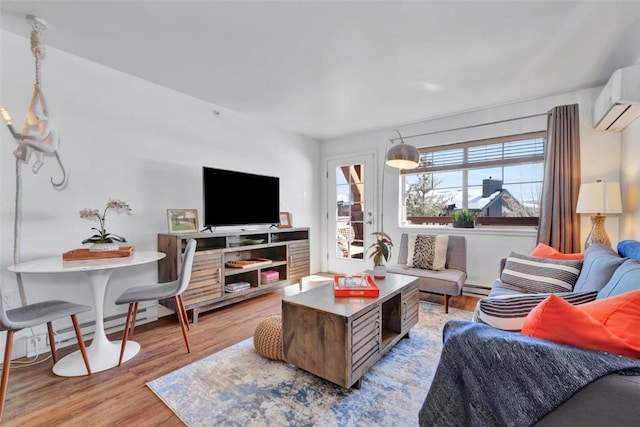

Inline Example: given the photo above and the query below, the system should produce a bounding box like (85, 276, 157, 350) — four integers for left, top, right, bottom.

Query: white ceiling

(2, 1, 640, 140)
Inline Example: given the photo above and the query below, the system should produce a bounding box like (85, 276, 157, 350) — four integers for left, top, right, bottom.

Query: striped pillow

(474, 290, 598, 332)
(500, 252, 583, 294)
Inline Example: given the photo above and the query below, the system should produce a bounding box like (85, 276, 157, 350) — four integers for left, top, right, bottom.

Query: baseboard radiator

(25, 305, 158, 357)
(462, 284, 491, 298)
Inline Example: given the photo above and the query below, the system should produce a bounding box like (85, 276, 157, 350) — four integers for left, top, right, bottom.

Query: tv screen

(203, 167, 280, 228)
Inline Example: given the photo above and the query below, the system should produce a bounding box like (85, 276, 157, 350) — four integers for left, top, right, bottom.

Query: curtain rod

(391, 111, 550, 142)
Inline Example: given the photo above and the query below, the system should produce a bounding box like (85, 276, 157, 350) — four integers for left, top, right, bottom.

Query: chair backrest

(0, 288, 13, 331)
(337, 225, 355, 243)
(396, 233, 467, 272)
(176, 239, 198, 295)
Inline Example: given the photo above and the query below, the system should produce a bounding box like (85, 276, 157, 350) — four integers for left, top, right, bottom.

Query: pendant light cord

(12, 18, 56, 306)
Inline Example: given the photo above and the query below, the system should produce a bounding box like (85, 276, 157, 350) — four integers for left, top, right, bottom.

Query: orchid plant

(80, 199, 132, 244)
(367, 231, 394, 267)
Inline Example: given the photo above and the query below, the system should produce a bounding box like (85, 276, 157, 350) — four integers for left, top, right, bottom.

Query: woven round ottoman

(253, 314, 283, 361)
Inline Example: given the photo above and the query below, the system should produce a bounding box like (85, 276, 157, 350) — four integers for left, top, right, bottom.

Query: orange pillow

(530, 243, 584, 260)
(578, 291, 640, 345)
(522, 292, 640, 359)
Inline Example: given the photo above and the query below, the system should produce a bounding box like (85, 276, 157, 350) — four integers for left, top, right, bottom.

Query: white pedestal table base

(52, 340, 140, 377)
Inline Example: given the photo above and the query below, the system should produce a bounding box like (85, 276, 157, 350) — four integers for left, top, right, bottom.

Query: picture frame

(279, 212, 292, 228)
(167, 209, 199, 233)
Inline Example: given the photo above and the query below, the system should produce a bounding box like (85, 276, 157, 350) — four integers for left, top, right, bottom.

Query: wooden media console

(158, 228, 309, 323)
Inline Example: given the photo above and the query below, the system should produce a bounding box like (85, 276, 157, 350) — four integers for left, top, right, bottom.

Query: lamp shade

(576, 181, 622, 214)
(385, 143, 419, 169)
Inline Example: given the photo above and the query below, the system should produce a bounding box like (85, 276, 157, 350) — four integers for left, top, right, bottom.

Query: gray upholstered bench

(388, 234, 467, 312)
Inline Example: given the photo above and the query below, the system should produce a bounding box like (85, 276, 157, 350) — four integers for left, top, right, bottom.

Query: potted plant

(80, 199, 132, 251)
(451, 210, 476, 228)
(367, 231, 393, 279)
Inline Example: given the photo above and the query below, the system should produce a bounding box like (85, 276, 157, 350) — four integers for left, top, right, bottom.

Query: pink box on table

(261, 270, 280, 282)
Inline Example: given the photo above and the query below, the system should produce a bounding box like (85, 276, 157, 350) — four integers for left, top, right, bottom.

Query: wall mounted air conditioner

(593, 64, 640, 131)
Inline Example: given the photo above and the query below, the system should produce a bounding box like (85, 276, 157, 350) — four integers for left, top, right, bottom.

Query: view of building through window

(401, 132, 545, 226)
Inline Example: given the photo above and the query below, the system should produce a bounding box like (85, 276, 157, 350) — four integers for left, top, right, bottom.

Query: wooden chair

(0, 291, 92, 421)
(115, 239, 197, 366)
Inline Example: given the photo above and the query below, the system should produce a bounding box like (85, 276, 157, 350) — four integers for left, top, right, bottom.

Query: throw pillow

(617, 240, 640, 259)
(597, 259, 640, 299)
(500, 252, 583, 294)
(580, 289, 640, 345)
(530, 243, 583, 260)
(573, 243, 626, 293)
(474, 290, 598, 332)
(521, 291, 640, 359)
(412, 234, 449, 271)
(406, 234, 417, 267)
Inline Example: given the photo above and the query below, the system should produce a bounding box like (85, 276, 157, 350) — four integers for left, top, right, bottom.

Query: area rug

(147, 301, 473, 426)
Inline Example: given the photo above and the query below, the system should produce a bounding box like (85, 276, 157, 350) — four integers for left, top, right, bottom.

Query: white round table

(8, 251, 166, 377)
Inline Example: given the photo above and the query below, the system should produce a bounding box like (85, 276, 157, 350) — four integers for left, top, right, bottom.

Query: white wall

(321, 87, 622, 288)
(1, 31, 321, 358)
(620, 117, 640, 239)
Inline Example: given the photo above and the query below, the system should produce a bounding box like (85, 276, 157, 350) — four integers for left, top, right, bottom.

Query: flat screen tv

(203, 167, 280, 228)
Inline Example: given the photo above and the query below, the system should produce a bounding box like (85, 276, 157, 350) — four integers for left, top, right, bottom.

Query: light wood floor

(2, 281, 478, 426)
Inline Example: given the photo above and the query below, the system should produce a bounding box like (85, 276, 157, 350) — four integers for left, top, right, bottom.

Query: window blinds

(402, 131, 546, 174)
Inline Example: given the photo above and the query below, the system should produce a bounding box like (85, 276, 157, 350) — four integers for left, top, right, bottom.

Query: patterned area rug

(147, 301, 473, 426)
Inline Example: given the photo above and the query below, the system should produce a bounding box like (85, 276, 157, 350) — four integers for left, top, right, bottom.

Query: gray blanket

(419, 320, 640, 427)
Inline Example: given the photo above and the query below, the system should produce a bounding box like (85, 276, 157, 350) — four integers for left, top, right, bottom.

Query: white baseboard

(20, 304, 158, 358)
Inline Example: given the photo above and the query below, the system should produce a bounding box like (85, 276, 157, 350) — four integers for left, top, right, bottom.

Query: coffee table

(282, 273, 419, 389)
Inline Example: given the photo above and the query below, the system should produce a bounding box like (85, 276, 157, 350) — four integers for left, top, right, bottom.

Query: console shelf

(158, 227, 310, 323)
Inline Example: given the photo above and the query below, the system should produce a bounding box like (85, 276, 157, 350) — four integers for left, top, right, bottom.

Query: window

(401, 131, 545, 226)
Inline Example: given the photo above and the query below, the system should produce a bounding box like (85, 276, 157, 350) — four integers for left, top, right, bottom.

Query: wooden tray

(62, 246, 135, 261)
(225, 258, 272, 269)
(333, 275, 380, 298)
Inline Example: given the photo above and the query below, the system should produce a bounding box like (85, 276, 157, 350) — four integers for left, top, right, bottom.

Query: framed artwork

(279, 212, 292, 228)
(167, 209, 199, 233)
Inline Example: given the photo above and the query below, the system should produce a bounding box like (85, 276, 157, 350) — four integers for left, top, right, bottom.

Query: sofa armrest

(535, 374, 640, 426)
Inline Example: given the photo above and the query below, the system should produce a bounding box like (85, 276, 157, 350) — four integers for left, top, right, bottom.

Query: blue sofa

(475, 241, 640, 426)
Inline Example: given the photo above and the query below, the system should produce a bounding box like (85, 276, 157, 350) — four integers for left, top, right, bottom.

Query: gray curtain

(536, 104, 581, 253)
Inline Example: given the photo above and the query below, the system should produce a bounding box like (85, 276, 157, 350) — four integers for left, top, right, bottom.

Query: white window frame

(401, 131, 546, 226)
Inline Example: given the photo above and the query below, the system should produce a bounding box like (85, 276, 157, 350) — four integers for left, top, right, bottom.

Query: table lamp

(576, 180, 622, 249)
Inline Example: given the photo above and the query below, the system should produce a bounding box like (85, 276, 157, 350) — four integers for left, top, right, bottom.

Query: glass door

(327, 154, 375, 274)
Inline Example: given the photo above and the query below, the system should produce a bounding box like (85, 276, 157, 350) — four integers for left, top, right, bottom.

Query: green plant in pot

(451, 209, 476, 228)
(367, 231, 393, 279)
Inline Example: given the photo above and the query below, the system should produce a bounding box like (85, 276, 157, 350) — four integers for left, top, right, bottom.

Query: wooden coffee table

(282, 273, 419, 389)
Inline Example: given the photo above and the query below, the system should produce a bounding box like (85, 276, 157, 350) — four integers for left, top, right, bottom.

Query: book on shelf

(261, 270, 280, 281)
(225, 287, 250, 293)
(226, 282, 250, 289)
(225, 281, 251, 293)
